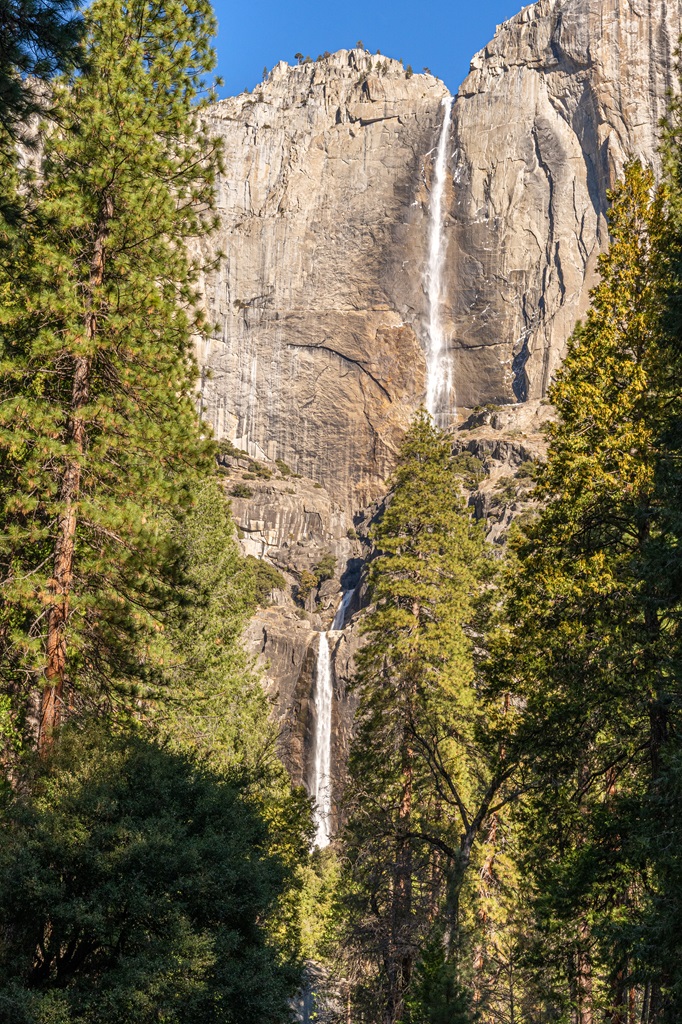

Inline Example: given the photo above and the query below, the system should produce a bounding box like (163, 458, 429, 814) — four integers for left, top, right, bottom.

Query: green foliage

(154, 479, 272, 771)
(450, 451, 485, 488)
(313, 551, 336, 583)
(245, 556, 286, 605)
(0, 0, 223, 738)
(405, 936, 472, 1024)
(405, 64, 414, 78)
(296, 569, 318, 605)
(231, 482, 254, 498)
(0, 0, 83, 141)
(0, 726, 304, 1024)
(275, 458, 291, 477)
(489, 475, 518, 506)
(339, 413, 508, 1022)
(247, 460, 272, 479)
(217, 438, 241, 458)
(487, 160, 682, 1020)
(294, 553, 337, 606)
(296, 848, 342, 963)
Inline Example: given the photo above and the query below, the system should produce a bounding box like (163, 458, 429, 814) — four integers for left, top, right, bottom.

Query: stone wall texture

(197, 0, 681, 512)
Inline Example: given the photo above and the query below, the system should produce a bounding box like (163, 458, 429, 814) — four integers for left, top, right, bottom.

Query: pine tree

(0, 0, 223, 751)
(340, 413, 515, 1024)
(0, 724, 308, 1023)
(153, 478, 275, 770)
(490, 161, 682, 1023)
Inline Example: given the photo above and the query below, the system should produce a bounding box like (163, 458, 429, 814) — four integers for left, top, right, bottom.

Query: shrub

(230, 483, 253, 499)
(245, 556, 286, 604)
(451, 453, 486, 488)
(0, 728, 306, 1024)
(217, 438, 241, 458)
(314, 552, 337, 583)
(297, 570, 318, 605)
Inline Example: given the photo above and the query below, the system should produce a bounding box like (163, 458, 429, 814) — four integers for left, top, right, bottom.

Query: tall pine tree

(340, 414, 515, 1024)
(490, 161, 682, 1023)
(0, 0, 222, 751)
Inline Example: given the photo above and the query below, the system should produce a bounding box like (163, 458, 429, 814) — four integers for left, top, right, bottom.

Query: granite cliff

(198, 0, 680, 506)
(195, 0, 682, 835)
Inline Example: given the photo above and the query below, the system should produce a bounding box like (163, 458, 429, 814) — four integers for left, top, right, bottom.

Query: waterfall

(311, 590, 353, 848)
(425, 95, 454, 428)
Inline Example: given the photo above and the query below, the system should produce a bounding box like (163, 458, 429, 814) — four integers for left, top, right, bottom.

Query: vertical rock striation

(447, 0, 681, 406)
(198, 0, 682, 805)
(198, 0, 681, 509)
(198, 51, 448, 511)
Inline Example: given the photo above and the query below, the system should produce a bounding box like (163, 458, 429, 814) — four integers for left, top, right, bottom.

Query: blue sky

(212, 0, 529, 98)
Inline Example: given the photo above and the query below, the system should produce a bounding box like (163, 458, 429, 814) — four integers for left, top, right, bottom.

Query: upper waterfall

(425, 95, 454, 429)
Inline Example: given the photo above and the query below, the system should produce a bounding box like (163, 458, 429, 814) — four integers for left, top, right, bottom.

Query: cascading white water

(425, 95, 454, 428)
(311, 590, 353, 848)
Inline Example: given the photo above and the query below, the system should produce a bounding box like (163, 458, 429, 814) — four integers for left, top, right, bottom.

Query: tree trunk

(387, 731, 414, 1024)
(575, 917, 594, 1024)
(609, 966, 628, 1024)
(39, 195, 113, 751)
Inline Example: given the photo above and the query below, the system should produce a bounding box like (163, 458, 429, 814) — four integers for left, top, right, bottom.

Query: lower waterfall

(311, 591, 353, 848)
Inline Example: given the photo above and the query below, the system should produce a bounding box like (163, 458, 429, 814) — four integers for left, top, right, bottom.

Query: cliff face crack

(532, 122, 555, 273)
(286, 342, 392, 401)
(347, 113, 402, 127)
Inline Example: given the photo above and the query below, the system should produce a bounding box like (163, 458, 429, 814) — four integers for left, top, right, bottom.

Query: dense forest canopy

(1, 1, 682, 1022)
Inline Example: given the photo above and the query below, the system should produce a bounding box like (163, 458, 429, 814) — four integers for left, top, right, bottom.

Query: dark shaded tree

(0, 725, 309, 1023)
(340, 414, 515, 1024)
(0, 0, 83, 139)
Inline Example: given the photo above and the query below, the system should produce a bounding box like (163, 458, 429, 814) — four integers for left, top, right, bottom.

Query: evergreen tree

(154, 478, 274, 771)
(490, 161, 682, 1023)
(0, 0, 223, 751)
(0, 724, 308, 1023)
(340, 414, 515, 1024)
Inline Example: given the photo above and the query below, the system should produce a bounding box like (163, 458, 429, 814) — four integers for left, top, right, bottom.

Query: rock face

(198, 0, 680, 510)
(196, 0, 682, 832)
(449, 0, 681, 405)
(198, 51, 447, 512)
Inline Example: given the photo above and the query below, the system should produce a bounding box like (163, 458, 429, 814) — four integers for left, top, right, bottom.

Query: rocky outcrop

(219, 455, 366, 832)
(197, 51, 447, 511)
(243, 584, 362, 836)
(197, 0, 682, 821)
(197, 0, 680, 511)
(448, 0, 681, 405)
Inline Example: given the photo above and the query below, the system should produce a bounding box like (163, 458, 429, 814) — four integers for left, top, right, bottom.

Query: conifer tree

(0, 724, 307, 1023)
(491, 161, 682, 1022)
(340, 413, 515, 1024)
(0, 0, 223, 751)
(154, 478, 275, 770)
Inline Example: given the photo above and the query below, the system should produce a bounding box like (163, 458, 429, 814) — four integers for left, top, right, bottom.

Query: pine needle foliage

(340, 413, 511, 1024)
(0, 725, 305, 1023)
(0, 0, 83, 142)
(489, 161, 682, 1022)
(154, 478, 275, 772)
(0, 0, 223, 748)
